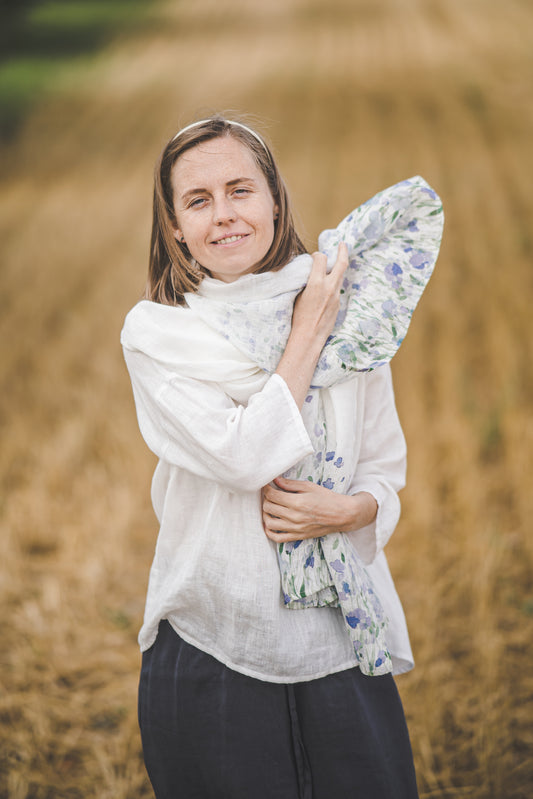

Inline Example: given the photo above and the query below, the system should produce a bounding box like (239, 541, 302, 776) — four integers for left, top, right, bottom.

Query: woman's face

(171, 136, 278, 283)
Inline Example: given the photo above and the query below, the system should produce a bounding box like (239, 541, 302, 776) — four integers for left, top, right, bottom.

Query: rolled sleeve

(124, 349, 313, 492)
(346, 365, 406, 564)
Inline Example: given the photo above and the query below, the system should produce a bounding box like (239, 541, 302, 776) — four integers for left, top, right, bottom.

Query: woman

(121, 115, 443, 798)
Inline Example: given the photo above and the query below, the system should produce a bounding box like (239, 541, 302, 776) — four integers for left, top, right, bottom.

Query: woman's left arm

(262, 364, 406, 561)
(262, 479, 378, 543)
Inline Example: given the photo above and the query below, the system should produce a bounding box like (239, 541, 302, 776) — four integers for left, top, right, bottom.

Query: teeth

(217, 235, 244, 244)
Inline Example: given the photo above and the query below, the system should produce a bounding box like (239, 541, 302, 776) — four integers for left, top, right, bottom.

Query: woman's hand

(290, 243, 349, 344)
(275, 243, 349, 408)
(262, 476, 378, 543)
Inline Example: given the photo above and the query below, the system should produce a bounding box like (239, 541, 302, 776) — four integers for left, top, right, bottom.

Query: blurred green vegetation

(0, 0, 153, 141)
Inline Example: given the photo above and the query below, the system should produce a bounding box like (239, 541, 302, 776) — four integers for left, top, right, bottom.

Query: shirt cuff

(345, 482, 401, 565)
(268, 373, 314, 457)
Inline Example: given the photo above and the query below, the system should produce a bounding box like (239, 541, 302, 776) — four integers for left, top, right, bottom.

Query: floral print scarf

(185, 176, 443, 675)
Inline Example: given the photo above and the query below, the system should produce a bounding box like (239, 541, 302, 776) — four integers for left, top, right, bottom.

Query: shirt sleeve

(345, 364, 407, 565)
(123, 348, 314, 493)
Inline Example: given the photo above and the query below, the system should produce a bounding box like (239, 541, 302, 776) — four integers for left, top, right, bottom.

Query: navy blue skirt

(138, 620, 419, 799)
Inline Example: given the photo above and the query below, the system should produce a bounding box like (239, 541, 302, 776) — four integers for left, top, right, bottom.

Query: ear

(273, 204, 279, 221)
(173, 227, 186, 244)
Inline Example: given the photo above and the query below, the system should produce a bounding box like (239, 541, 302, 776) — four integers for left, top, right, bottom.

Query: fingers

(262, 509, 312, 542)
(263, 527, 308, 543)
(327, 241, 349, 279)
(308, 251, 328, 281)
(262, 481, 308, 540)
(262, 479, 319, 542)
(262, 476, 351, 543)
(289, 242, 349, 350)
(271, 476, 312, 492)
(262, 507, 294, 540)
(263, 477, 318, 507)
(263, 498, 302, 523)
(309, 242, 348, 283)
(262, 482, 308, 514)
(331, 241, 349, 291)
(332, 241, 349, 270)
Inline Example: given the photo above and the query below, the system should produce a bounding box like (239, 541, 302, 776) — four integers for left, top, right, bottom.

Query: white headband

(172, 119, 269, 151)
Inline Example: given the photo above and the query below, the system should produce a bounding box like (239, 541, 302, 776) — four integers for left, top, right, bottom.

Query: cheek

(265, 215, 277, 245)
(175, 217, 200, 248)
(259, 203, 277, 238)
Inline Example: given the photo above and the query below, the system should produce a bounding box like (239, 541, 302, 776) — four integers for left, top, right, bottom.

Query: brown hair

(145, 115, 307, 305)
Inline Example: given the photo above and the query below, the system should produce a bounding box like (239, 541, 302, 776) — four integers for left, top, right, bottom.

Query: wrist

(339, 492, 378, 532)
(285, 325, 324, 361)
(275, 331, 324, 408)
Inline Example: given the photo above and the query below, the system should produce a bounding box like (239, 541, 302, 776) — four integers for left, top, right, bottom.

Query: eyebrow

(180, 177, 257, 203)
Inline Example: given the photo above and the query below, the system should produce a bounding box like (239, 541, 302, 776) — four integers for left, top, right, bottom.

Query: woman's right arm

(275, 244, 348, 408)
(123, 245, 347, 493)
(123, 348, 314, 493)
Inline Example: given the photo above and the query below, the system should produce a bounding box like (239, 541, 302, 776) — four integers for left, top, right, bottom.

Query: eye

(233, 187, 250, 197)
(188, 197, 207, 208)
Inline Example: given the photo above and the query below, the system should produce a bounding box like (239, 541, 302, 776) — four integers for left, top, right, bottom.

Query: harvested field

(0, 0, 532, 796)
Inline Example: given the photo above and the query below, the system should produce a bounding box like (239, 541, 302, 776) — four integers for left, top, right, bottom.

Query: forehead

(171, 136, 265, 191)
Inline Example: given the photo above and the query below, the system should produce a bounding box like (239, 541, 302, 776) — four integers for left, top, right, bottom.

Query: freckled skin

(171, 137, 278, 283)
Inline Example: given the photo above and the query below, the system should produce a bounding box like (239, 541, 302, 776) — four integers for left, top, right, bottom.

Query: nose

(212, 194, 237, 225)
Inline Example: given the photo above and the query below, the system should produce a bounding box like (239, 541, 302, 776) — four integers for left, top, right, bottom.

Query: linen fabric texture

(121, 176, 443, 681)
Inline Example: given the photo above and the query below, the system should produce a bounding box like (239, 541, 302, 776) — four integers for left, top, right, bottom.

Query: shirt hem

(140, 617, 414, 683)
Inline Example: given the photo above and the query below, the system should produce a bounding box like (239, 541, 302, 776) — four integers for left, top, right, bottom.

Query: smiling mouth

(213, 234, 248, 245)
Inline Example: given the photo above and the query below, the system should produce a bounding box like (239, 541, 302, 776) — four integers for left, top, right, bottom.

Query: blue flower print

(304, 552, 315, 569)
(363, 211, 386, 242)
(375, 650, 388, 668)
(351, 274, 369, 294)
(322, 477, 335, 490)
(316, 354, 332, 372)
(359, 318, 381, 340)
(385, 262, 403, 288)
(421, 186, 437, 199)
(345, 609, 371, 630)
(329, 559, 345, 573)
(338, 582, 351, 601)
(334, 457, 343, 468)
(382, 299, 397, 319)
(325, 451, 335, 462)
(410, 250, 430, 269)
(337, 342, 354, 365)
(335, 307, 347, 326)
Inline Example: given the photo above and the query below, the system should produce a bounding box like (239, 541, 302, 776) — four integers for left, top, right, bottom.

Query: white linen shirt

(121, 302, 414, 682)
